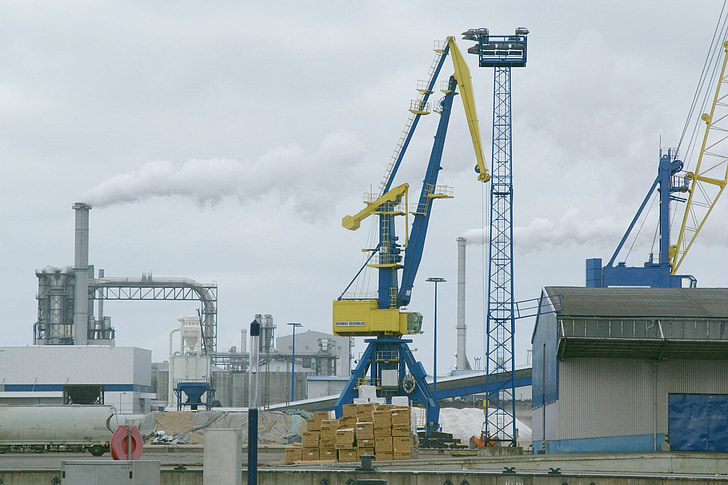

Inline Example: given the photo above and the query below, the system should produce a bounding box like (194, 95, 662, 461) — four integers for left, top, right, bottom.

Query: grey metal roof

(544, 286, 728, 319)
(543, 287, 728, 360)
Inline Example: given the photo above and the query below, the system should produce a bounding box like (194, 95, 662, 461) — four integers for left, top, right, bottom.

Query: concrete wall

(6, 466, 728, 485)
(307, 377, 348, 399)
(162, 370, 314, 408)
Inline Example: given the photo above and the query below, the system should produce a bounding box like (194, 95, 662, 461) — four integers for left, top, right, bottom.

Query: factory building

(532, 286, 728, 453)
(0, 346, 153, 414)
(276, 330, 352, 378)
(154, 321, 351, 408)
(9, 203, 352, 412)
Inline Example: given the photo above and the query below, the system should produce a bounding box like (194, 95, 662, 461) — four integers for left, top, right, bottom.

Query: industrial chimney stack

(72, 202, 91, 345)
(455, 237, 471, 371)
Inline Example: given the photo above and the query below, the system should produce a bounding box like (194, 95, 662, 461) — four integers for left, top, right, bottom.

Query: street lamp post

(426, 277, 446, 401)
(287, 322, 302, 402)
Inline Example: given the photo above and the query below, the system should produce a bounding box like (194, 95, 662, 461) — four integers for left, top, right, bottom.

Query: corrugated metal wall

(532, 301, 559, 407)
(664, 360, 728, 394)
(556, 357, 728, 441)
(558, 358, 653, 439)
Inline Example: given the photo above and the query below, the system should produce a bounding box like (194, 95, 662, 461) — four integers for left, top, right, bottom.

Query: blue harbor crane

(332, 36, 489, 436)
(587, 28, 728, 289)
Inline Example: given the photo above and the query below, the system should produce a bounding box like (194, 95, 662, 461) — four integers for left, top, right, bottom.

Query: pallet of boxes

(284, 411, 332, 463)
(285, 404, 414, 464)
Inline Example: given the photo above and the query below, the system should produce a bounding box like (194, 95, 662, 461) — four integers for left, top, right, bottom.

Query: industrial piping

(90, 276, 217, 352)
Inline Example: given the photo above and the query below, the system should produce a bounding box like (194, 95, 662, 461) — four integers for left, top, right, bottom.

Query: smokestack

(72, 202, 91, 345)
(97, 268, 104, 322)
(456, 237, 471, 371)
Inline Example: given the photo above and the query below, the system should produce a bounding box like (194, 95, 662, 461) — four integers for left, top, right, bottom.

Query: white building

(0, 346, 154, 414)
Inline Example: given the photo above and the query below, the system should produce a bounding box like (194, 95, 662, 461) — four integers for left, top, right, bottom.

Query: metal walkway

(270, 367, 533, 413)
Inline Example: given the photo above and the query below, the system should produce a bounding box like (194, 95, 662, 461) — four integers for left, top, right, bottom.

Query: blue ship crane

(587, 28, 728, 288)
(333, 37, 489, 435)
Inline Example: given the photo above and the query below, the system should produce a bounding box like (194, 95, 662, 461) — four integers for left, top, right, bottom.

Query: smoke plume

(461, 208, 622, 253)
(85, 132, 364, 218)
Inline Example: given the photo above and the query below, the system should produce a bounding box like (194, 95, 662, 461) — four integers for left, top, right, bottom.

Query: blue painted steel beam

(398, 77, 457, 306)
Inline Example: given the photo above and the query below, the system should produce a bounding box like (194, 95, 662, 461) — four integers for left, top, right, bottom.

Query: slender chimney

(72, 202, 91, 345)
(456, 237, 471, 370)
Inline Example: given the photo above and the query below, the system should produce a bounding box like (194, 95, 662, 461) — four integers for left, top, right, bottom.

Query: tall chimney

(455, 237, 471, 370)
(72, 202, 91, 345)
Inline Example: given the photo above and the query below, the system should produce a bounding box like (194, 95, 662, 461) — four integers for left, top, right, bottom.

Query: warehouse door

(668, 393, 728, 451)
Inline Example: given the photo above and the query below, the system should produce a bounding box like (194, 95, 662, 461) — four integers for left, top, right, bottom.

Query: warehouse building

(532, 286, 728, 453)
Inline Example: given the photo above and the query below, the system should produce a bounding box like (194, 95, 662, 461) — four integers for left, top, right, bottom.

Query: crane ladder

(377, 43, 448, 196)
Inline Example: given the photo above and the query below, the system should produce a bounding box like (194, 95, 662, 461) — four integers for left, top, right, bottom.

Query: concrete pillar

(204, 428, 242, 485)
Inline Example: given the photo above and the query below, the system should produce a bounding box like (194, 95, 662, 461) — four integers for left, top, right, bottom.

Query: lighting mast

(464, 26, 528, 446)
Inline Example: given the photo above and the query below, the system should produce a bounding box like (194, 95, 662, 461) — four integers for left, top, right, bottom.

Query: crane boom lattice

(672, 41, 728, 273)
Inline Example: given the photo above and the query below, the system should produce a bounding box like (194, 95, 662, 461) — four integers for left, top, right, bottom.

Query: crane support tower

(587, 36, 728, 288)
(333, 37, 489, 436)
(464, 26, 529, 447)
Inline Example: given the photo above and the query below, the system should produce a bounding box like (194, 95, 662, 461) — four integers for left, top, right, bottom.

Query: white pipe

(168, 327, 180, 408)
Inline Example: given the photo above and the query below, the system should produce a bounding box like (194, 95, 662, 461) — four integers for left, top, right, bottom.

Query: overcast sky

(2, 1, 727, 376)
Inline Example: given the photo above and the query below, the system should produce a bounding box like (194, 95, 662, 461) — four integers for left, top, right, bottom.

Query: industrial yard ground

(4, 447, 728, 484)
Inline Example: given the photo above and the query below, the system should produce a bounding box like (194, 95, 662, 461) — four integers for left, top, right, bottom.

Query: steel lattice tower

(487, 65, 516, 445)
(464, 27, 528, 446)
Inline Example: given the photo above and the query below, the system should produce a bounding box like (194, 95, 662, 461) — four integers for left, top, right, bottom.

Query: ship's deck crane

(587, 16, 728, 288)
(332, 37, 489, 435)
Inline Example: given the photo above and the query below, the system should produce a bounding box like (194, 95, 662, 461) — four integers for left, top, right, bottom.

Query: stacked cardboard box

(335, 427, 356, 462)
(302, 403, 413, 463)
(320, 418, 338, 459)
(284, 444, 302, 464)
(372, 407, 393, 460)
(301, 428, 320, 461)
(356, 403, 376, 422)
(302, 447, 320, 461)
(355, 421, 375, 458)
(390, 406, 411, 443)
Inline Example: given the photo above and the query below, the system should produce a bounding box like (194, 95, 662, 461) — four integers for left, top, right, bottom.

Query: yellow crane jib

(341, 183, 409, 231)
(446, 36, 490, 182)
(670, 40, 728, 273)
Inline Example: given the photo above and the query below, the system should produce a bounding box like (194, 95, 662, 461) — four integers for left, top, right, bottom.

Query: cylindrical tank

(0, 405, 116, 445)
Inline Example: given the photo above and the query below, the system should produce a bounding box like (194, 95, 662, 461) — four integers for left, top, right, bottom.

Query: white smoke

(461, 208, 623, 253)
(85, 132, 365, 218)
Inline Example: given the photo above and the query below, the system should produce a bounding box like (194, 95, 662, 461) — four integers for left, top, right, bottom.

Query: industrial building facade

(0, 346, 154, 414)
(532, 287, 728, 453)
